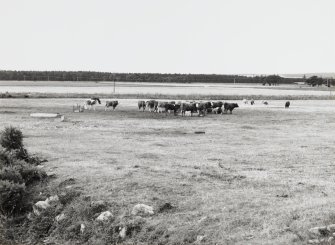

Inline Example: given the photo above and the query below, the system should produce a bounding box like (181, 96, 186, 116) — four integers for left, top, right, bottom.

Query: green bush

(0, 127, 24, 151)
(0, 180, 26, 215)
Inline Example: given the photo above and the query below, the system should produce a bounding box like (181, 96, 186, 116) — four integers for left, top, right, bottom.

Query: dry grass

(1, 98, 335, 244)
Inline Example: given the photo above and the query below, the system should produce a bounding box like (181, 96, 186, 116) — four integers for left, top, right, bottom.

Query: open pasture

(1, 98, 335, 244)
(0, 80, 333, 97)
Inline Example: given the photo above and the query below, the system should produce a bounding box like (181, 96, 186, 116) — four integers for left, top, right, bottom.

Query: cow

(158, 101, 169, 113)
(212, 107, 223, 114)
(181, 102, 197, 116)
(196, 102, 207, 116)
(262, 101, 268, 105)
(223, 103, 239, 114)
(146, 100, 158, 112)
(250, 99, 255, 105)
(242, 99, 248, 104)
(285, 101, 290, 108)
(84, 98, 101, 110)
(105, 101, 118, 111)
(138, 101, 146, 111)
(211, 101, 224, 108)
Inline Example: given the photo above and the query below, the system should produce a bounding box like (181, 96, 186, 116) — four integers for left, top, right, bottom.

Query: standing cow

(138, 101, 146, 111)
(223, 103, 239, 114)
(146, 100, 158, 112)
(105, 101, 118, 111)
(285, 101, 290, 108)
(84, 98, 101, 110)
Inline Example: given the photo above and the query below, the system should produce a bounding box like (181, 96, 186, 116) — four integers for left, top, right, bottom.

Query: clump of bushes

(0, 126, 47, 216)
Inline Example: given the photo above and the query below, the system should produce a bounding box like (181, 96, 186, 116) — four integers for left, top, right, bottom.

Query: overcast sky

(0, 0, 334, 74)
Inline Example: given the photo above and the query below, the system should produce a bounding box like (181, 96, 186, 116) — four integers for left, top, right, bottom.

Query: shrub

(0, 180, 26, 215)
(0, 127, 24, 151)
(0, 167, 24, 184)
(0, 149, 10, 167)
(15, 163, 47, 186)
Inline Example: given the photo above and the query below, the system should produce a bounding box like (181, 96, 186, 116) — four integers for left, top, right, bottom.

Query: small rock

(131, 204, 154, 216)
(328, 237, 334, 243)
(308, 239, 319, 244)
(309, 226, 327, 237)
(333, 232, 335, 237)
(195, 235, 205, 243)
(158, 202, 174, 213)
(119, 227, 127, 239)
(33, 195, 59, 216)
(80, 224, 85, 234)
(96, 211, 113, 221)
(327, 224, 335, 232)
(55, 213, 66, 222)
(27, 212, 34, 221)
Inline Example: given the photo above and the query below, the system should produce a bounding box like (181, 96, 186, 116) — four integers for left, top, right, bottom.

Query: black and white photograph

(0, 1, 334, 244)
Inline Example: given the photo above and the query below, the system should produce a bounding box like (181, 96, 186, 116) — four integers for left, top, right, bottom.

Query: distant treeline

(0, 70, 309, 85)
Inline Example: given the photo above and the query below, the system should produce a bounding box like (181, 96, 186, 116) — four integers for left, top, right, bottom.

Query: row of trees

(0, 70, 333, 86)
(0, 70, 305, 84)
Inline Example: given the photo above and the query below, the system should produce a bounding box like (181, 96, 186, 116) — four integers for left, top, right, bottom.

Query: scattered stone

(327, 224, 335, 232)
(131, 204, 154, 216)
(96, 211, 113, 221)
(33, 195, 59, 216)
(333, 232, 335, 237)
(55, 213, 66, 222)
(119, 227, 127, 239)
(328, 237, 334, 243)
(308, 226, 328, 238)
(308, 239, 320, 244)
(80, 224, 86, 234)
(195, 235, 205, 243)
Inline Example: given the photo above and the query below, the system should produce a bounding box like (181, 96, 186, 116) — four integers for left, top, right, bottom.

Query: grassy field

(1, 98, 335, 244)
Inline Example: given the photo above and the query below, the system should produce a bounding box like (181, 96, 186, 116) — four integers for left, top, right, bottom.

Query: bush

(0, 180, 26, 215)
(0, 167, 24, 184)
(0, 127, 24, 151)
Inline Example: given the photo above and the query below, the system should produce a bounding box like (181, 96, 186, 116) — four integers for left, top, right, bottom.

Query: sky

(0, 0, 334, 75)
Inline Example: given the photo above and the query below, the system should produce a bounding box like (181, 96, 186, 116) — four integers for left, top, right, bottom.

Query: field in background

(1, 98, 335, 244)
(0, 81, 334, 97)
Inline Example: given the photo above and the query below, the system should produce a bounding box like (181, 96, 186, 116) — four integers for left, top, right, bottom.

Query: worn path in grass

(1, 98, 335, 244)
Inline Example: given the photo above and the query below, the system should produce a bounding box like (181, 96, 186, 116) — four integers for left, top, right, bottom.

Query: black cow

(138, 101, 146, 111)
(181, 103, 197, 116)
(211, 101, 224, 108)
(223, 103, 239, 114)
(250, 100, 255, 105)
(105, 101, 118, 111)
(285, 101, 290, 108)
(146, 100, 158, 112)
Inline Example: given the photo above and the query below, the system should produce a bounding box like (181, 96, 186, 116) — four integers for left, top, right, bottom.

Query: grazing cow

(285, 101, 290, 108)
(211, 101, 224, 108)
(181, 103, 197, 116)
(138, 101, 146, 111)
(250, 99, 255, 105)
(84, 98, 101, 110)
(223, 103, 239, 114)
(158, 101, 169, 113)
(105, 101, 118, 111)
(146, 100, 158, 112)
(196, 102, 207, 116)
(262, 101, 268, 105)
(212, 107, 223, 114)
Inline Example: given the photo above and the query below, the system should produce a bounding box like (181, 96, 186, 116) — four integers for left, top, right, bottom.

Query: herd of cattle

(84, 98, 291, 116)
